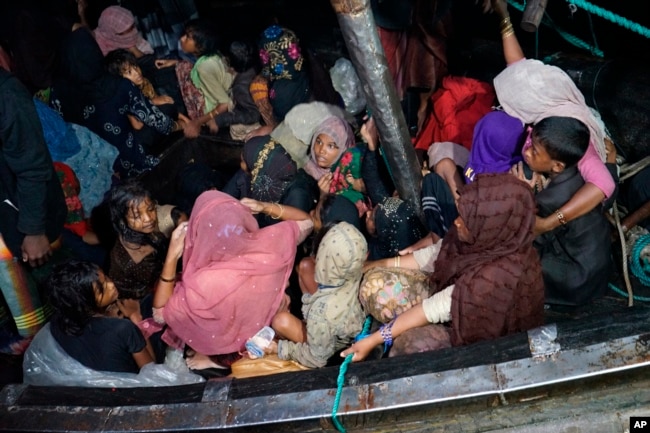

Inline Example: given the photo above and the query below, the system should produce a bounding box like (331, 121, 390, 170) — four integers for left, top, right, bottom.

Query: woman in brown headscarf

(342, 173, 544, 361)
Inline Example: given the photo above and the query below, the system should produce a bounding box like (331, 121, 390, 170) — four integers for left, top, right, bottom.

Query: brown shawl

(430, 173, 544, 346)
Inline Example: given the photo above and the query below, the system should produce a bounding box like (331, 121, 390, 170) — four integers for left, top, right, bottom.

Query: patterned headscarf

(259, 25, 304, 82)
(243, 136, 297, 203)
(93, 6, 154, 56)
(370, 197, 427, 260)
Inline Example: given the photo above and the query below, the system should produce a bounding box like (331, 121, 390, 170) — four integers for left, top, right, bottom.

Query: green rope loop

(630, 234, 650, 287)
(608, 283, 650, 303)
(332, 316, 373, 433)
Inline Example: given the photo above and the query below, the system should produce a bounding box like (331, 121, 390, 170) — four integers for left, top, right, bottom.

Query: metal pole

(330, 0, 423, 214)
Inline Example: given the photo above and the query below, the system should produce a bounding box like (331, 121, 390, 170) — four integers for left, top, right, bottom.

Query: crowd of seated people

(0, 0, 647, 387)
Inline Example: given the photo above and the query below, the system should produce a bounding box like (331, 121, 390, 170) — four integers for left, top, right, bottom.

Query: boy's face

(122, 65, 144, 87)
(523, 136, 565, 175)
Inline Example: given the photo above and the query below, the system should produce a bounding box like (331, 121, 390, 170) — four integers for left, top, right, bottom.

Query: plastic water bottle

(245, 326, 275, 359)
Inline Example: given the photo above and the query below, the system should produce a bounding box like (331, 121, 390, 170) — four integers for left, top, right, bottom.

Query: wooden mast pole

(329, 0, 423, 214)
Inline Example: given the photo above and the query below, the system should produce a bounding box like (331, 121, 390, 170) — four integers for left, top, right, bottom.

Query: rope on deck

(332, 316, 373, 433)
(612, 201, 634, 306)
(631, 234, 650, 287)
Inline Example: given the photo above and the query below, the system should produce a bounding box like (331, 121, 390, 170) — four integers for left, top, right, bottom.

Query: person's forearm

(622, 200, 650, 231)
(392, 304, 429, 337)
(536, 182, 605, 235)
(153, 255, 179, 308)
(261, 202, 310, 221)
(497, 2, 525, 65)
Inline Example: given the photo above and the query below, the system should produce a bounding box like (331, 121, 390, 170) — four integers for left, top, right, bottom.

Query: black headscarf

(369, 196, 426, 260)
(52, 27, 121, 122)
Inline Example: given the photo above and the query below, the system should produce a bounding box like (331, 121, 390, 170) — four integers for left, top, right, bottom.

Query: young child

(105, 48, 176, 133)
(266, 221, 367, 368)
(155, 19, 233, 136)
(107, 180, 169, 301)
(46, 260, 154, 373)
(513, 116, 614, 306)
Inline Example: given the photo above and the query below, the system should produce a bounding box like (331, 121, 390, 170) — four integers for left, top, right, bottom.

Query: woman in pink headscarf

(150, 190, 312, 369)
(93, 6, 154, 58)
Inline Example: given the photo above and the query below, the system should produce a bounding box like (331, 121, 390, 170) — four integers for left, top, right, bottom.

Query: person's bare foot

(185, 352, 228, 370)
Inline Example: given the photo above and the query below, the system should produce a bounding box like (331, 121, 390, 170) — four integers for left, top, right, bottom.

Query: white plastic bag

(329, 58, 367, 115)
(23, 324, 205, 388)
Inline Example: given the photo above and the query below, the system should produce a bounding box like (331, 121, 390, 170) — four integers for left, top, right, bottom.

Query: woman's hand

(152, 95, 175, 106)
(244, 125, 273, 142)
(264, 340, 278, 355)
(155, 59, 178, 69)
(346, 173, 366, 193)
(360, 117, 378, 151)
(317, 172, 333, 198)
(168, 221, 188, 261)
(605, 137, 617, 164)
(206, 118, 219, 135)
(240, 198, 265, 214)
(509, 162, 545, 191)
(340, 335, 379, 362)
(117, 299, 142, 323)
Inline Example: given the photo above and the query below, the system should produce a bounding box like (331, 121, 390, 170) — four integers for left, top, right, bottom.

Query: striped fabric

(0, 235, 47, 338)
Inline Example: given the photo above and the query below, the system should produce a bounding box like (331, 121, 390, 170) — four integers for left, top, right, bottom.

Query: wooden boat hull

(2, 300, 649, 432)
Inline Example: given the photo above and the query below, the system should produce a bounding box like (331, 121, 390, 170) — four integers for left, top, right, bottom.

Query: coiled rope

(332, 315, 373, 433)
(630, 234, 650, 287)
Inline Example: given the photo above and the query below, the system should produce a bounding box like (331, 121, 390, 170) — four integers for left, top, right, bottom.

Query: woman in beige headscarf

(265, 222, 367, 368)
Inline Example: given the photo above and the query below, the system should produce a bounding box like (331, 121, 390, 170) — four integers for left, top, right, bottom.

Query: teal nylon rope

(332, 316, 373, 433)
(565, 0, 650, 39)
(507, 0, 604, 57)
(609, 283, 650, 303)
(608, 233, 650, 302)
(630, 234, 650, 287)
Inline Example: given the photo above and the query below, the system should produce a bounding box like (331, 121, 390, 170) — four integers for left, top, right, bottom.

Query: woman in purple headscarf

(463, 110, 525, 183)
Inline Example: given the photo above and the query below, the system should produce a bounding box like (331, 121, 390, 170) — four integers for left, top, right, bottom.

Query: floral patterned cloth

(258, 25, 310, 121)
(359, 267, 431, 323)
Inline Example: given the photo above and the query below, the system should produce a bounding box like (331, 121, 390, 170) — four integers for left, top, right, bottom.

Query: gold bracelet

(501, 21, 514, 35)
(271, 202, 284, 220)
(500, 16, 512, 30)
(501, 29, 515, 39)
(393, 255, 400, 268)
(555, 209, 567, 226)
(160, 275, 176, 283)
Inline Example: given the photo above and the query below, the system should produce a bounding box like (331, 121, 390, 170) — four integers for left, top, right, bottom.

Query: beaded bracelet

(379, 320, 396, 352)
(555, 209, 567, 225)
